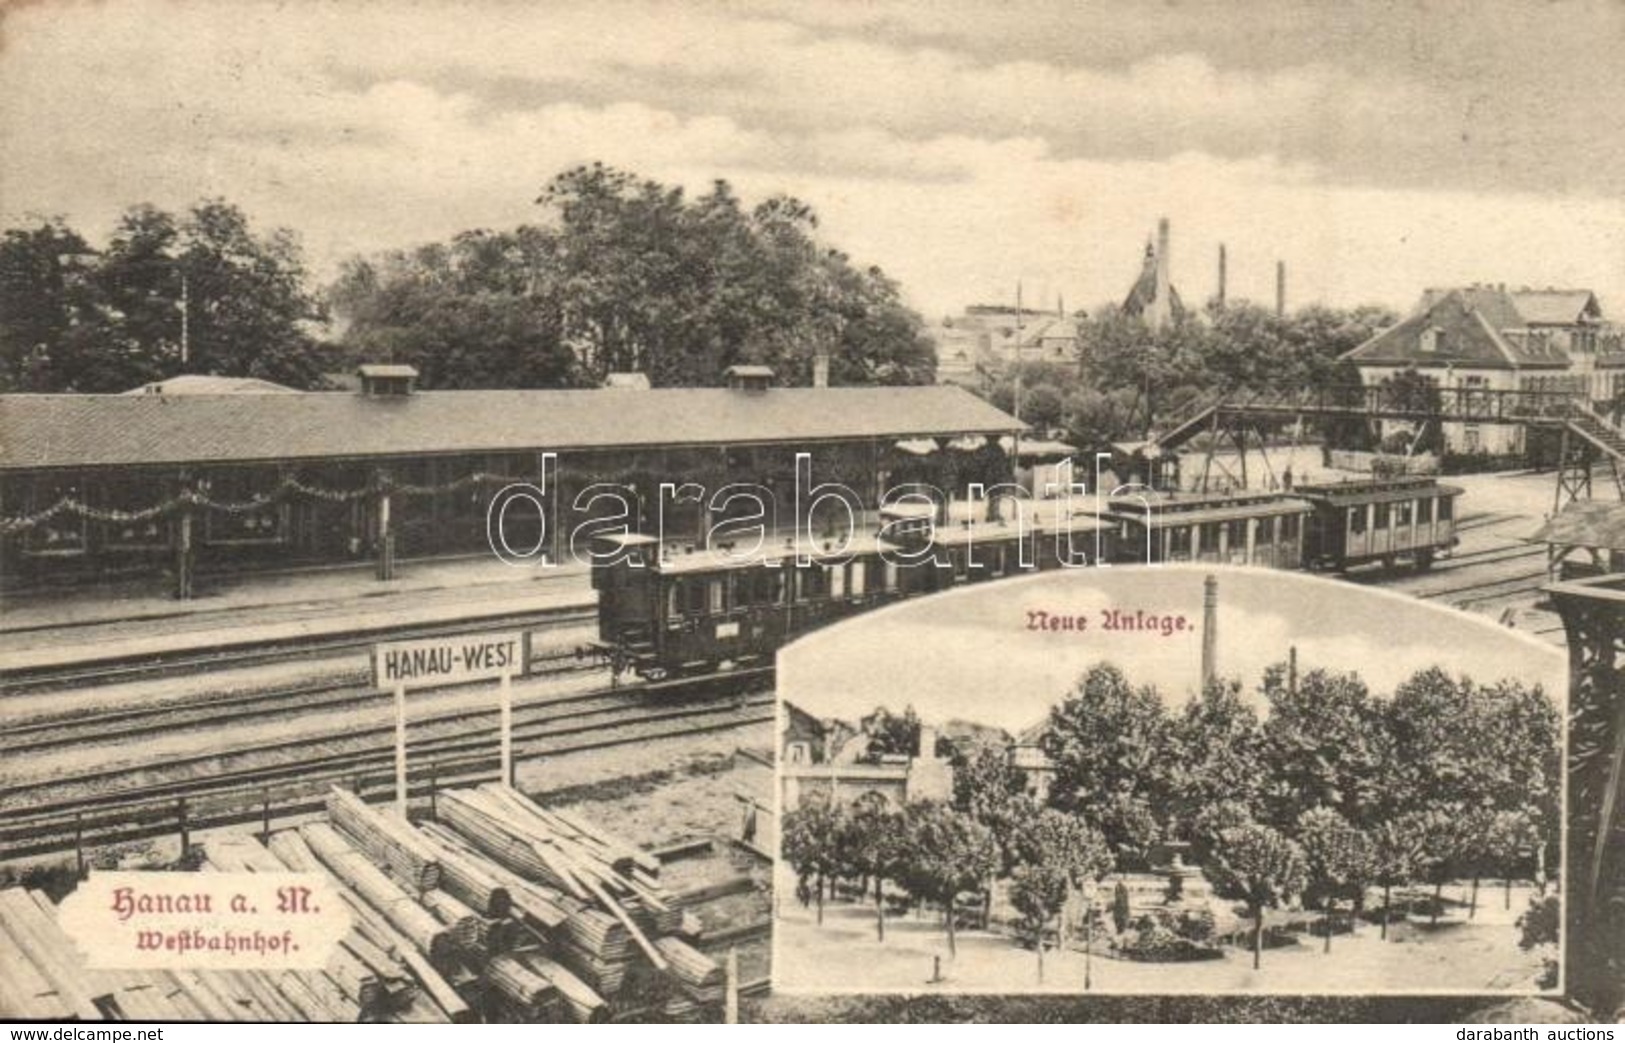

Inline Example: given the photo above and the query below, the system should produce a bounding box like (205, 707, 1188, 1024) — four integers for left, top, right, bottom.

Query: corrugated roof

(1527, 501, 1625, 552)
(0, 386, 1021, 472)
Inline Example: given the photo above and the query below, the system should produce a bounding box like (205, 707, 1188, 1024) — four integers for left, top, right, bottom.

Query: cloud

(2, 0, 1622, 318)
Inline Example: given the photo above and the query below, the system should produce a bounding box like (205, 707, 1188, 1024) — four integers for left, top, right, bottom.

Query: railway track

(0, 653, 602, 757)
(0, 669, 776, 861)
(0, 602, 596, 693)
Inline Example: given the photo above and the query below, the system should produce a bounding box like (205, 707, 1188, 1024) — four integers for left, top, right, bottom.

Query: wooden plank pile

(0, 783, 728, 1024)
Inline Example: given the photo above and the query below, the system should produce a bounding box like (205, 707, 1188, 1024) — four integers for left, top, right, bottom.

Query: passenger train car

(591, 476, 1464, 679)
(1293, 475, 1463, 572)
(590, 499, 1113, 679)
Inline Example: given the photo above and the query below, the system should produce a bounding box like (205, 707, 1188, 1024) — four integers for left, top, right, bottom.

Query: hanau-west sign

(373, 630, 532, 814)
(373, 632, 530, 690)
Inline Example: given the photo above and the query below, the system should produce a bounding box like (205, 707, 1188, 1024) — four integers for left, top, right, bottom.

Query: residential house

(1340, 284, 1623, 454)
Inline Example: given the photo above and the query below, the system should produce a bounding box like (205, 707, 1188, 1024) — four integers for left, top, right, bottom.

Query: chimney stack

(1275, 260, 1286, 317)
(812, 352, 830, 389)
(1201, 574, 1219, 690)
(1153, 217, 1172, 328)
(1217, 243, 1227, 308)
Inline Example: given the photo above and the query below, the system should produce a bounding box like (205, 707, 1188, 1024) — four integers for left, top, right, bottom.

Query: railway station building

(0, 365, 1021, 599)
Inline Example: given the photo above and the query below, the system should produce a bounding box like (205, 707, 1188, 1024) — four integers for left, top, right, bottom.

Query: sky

(778, 565, 1566, 734)
(3, 0, 1623, 319)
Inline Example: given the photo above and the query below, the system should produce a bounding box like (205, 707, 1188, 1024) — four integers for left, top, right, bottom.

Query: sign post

(393, 683, 408, 815)
(374, 631, 531, 817)
(500, 669, 514, 786)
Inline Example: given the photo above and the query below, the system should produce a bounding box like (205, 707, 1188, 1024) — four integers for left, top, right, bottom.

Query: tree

(1412, 803, 1473, 927)
(0, 218, 103, 392)
(1296, 807, 1374, 953)
(1261, 665, 1391, 831)
(1008, 860, 1070, 985)
(1208, 823, 1307, 969)
(1369, 812, 1429, 940)
(899, 802, 999, 958)
(859, 705, 922, 759)
(1483, 808, 1542, 910)
(781, 792, 845, 925)
(1039, 664, 1173, 860)
(1165, 679, 1269, 839)
(0, 202, 330, 393)
(840, 794, 906, 941)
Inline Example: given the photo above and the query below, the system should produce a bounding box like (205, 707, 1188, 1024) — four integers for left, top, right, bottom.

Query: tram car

(1294, 475, 1463, 572)
(1102, 489, 1312, 569)
(590, 498, 1114, 679)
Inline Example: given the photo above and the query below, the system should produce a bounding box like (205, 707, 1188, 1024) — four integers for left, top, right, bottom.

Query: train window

(880, 559, 898, 591)
(677, 578, 708, 617)
(709, 578, 727, 614)
(848, 561, 867, 597)
(828, 563, 846, 599)
(1439, 496, 1454, 520)
(1350, 507, 1367, 535)
(1374, 503, 1390, 528)
(952, 549, 969, 579)
(1419, 498, 1434, 523)
(1396, 501, 1413, 526)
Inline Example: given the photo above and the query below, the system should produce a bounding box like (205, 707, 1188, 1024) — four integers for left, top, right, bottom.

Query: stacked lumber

(439, 787, 672, 971)
(196, 839, 362, 1022)
(327, 788, 441, 893)
(655, 936, 725, 1005)
(408, 825, 511, 918)
(266, 831, 462, 1023)
(298, 823, 456, 964)
(518, 952, 609, 1023)
(486, 953, 562, 1020)
(420, 890, 492, 960)
(418, 822, 567, 931)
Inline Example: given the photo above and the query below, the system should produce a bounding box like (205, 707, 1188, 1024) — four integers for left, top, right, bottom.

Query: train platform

(0, 554, 593, 680)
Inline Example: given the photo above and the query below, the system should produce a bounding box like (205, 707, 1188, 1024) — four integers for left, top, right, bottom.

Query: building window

(1420, 327, 1441, 353)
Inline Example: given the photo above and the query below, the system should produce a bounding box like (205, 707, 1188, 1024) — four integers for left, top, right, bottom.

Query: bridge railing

(1218, 384, 1586, 424)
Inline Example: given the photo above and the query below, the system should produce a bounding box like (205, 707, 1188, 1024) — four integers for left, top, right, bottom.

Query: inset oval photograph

(774, 565, 1565, 996)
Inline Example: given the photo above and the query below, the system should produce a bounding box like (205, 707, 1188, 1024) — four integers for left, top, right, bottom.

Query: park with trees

(777, 659, 1561, 993)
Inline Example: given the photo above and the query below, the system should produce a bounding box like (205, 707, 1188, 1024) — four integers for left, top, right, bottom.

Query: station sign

(373, 631, 530, 690)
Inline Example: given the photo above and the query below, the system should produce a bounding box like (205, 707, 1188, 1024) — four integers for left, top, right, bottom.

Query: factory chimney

(1275, 260, 1286, 318)
(812, 351, 830, 389)
(1151, 217, 1172, 329)
(1217, 243, 1227, 308)
(1201, 574, 1219, 690)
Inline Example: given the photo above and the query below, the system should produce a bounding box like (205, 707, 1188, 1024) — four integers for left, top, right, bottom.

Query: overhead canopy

(0, 385, 1021, 472)
(1527, 501, 1625, 552)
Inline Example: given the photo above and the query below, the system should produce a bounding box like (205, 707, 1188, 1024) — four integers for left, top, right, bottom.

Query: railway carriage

(590, 530, 907, 679)
(1103, 490, 1312, 569)
(592, 477, 1466, 678)
(1295, 475, 1463, 572)
(592, 497, 1116, 679)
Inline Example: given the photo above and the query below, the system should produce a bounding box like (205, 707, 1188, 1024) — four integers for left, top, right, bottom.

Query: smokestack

(1217, 243, 1227, 308)
(813, 351, 830, 389)
(1201, 574, 1218, 690)
(1275, 260, 1286, 317)
(1154, 217, 1172, 327)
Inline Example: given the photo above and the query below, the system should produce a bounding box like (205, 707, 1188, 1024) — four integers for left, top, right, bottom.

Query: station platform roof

(0, 385, 1020, 472)
(1528, 500, 1625, 552)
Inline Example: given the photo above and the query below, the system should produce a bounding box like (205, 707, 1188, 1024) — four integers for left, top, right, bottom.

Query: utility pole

(178, 268, 191, 367)
(1013, 280, 1025, 469)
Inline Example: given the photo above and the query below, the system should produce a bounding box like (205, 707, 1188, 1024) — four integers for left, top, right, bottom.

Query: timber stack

(0, 783, 727, 1023)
